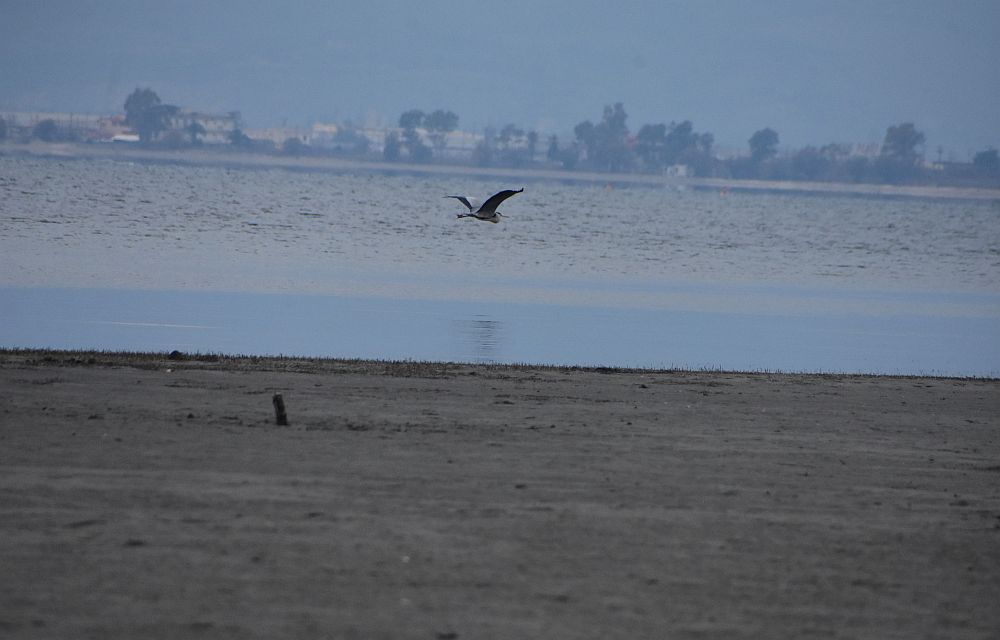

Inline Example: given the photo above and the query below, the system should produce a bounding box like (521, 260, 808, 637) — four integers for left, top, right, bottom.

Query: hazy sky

(2, 0, 998, 155)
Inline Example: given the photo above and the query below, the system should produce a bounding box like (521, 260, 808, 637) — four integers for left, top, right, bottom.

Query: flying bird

(445, 188, 523, 223)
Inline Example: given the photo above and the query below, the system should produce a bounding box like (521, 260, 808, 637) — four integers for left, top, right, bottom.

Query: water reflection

(455, 314, 505, 363)
(1, 287, 997, 377)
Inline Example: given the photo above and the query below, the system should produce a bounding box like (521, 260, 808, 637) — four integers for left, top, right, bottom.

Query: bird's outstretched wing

(444, 195, 474, 212)
(477, 188, 523, 214)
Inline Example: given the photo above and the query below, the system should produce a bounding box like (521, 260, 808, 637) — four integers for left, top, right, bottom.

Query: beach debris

(65, 518, 105, 529)
(272, 393, 289, 426)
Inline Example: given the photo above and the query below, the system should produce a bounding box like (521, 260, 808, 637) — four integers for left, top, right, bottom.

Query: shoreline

(0, 348, 995, 380)
(2, 349, 998, 637)
(5, 140, 1000, 201)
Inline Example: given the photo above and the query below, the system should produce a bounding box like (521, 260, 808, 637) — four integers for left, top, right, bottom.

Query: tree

(497, 123, 521, 146)
(124, 88, 178, 143)
(573, 102, 632, 172)
(791, 146, 828, 181)
(546, 134, 560, 162)
(331, 127, 372, 156)
(495, 124, 529, 167)
(148, 104, 179, 142)
(124, 87, 159, 124)
(881, 122, 924, 164)
(32, 119, 59, 142)
(635, 120, 715, 174)
(635, 123, 667, 170)
(472, 140, 494, 167)
(397, 109, 432, 162)
(398, 109, 425, 130)
(469, 126, 495, 167)
(160, 130, 186, 149)
(526, 131, 539, 163)
(844, 156, 871, 183)
(424, 109, 458, 157)
(749, 128, 779, 162)
(665, 120, 699, 160)
(402, 128, 431, 162)
(677, 130, 715, 176)
(424, 109, 458, 133)
(573, 120, 596, 158)
(125, 88, 160, 141)
(185, 121, 207, 145)
(595, 102, 631, 172)
(228, 128, 253, 148)
(382, 132, 402, 161)
(282, 137, 308, 156)
(546, 134, 581, 168)
(877, 122, 925, 183)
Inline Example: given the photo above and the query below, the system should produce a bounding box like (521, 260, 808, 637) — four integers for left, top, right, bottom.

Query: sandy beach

(1, 350, 998, 638)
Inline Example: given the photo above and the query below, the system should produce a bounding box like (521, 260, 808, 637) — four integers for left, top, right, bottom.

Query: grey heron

(445, 188, 523, 223)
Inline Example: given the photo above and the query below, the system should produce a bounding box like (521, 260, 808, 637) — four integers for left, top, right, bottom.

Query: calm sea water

(2, 154, 998, 375)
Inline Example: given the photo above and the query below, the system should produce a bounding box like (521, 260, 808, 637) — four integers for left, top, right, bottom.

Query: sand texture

(1, 351, 998, 639)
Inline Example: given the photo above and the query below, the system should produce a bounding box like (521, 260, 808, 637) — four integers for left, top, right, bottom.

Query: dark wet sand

(1, 351, 998, 639)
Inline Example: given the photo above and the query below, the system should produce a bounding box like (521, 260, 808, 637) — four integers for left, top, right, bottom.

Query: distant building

(0, 111, 128, 141)
(168, 110, 241, 144)
(441, 129, 484, 158)
(309, 123, 340, 147)
(0, 109, 245, 144)
(665, 164, 690, 178)
(244, 127, 311, 147)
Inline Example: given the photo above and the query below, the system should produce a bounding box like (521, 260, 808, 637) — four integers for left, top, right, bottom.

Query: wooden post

(272, 393, 288, 426)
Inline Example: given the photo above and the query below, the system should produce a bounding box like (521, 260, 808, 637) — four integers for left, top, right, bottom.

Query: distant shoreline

(0, 348, 989, 379)
(5, 140, 1000, 201)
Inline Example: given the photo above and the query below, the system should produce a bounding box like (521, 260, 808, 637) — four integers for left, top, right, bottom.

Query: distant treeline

(4, 90, 997, 188)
